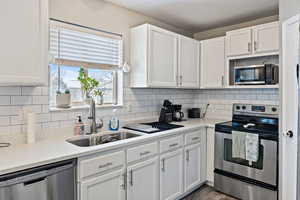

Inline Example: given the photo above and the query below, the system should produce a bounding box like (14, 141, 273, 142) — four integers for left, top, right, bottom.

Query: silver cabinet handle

(162, 158, 165, 172)
(221, 76, 224, 87)
(120, 172, 126, 190)
(129, 170, 133, 186)
(192, 137, 199, 141)
(180, 75, 183, 86)
(186, 150, 190, 162)
(140, 151, 150, 156)
(254, 41, 258, 51)
(99, 162, 113, 169)
(248, 42, 251, 52)
(169, 143, 178, 148)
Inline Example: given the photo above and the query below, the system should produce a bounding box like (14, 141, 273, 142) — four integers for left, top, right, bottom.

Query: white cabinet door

(80, 168, 125, 200)
(226, 28, 252, 57)
(280, 14, 300, 200)
(148, 27, 178, 87)
(184, 143, 202, 192)
(127, 157, 159, 200)
(178, 36, 200, 88)
(201, 37, 225, 88)
(253, 22, 279, 54)
(0, 0, 48, 86)
(160, 149, 183, 200)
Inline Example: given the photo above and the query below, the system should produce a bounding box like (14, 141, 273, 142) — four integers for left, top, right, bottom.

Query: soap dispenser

(74, 116, 85, 135)
(109, 109, 119, 131)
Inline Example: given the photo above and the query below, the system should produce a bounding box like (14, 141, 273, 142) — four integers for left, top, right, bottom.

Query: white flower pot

(56, 94, 71, 108)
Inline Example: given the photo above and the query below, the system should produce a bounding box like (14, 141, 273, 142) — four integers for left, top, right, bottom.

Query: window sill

(49, 104, 123, 112)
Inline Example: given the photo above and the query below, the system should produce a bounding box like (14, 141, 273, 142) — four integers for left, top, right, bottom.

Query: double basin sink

(67, 132, 141, 147)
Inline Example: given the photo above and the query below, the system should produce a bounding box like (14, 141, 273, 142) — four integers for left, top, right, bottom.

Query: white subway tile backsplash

(21, 87, 42, 96)
(0, 96, 11, 105)
(11, 96, 32, 105)
(0, 87, 21, 96)
(0, 117, 10, 126)
(0, 106, 21, 116)
(32, 96, 49, 105)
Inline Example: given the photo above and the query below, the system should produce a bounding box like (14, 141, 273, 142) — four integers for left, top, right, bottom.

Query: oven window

(224, 138, 264, 169)
(235, 67, 265, 83)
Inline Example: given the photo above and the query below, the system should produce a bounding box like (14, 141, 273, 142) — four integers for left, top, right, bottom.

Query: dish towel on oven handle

(232, 131, 246, 159)
(246, 133, 259, 165)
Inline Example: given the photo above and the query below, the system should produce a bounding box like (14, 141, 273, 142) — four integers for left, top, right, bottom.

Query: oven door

(234, 65, 266, 85)
(214, 131, 277, 186)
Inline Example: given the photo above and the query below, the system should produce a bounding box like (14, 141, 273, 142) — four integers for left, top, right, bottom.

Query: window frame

(48, 20, 123, 110)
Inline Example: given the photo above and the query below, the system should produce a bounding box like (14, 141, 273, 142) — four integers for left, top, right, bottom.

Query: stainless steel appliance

(0, 159, 76, 200)
(173, 104, 184, 121)
(214, 104, 279, 200)
(234, 64, 279, 85)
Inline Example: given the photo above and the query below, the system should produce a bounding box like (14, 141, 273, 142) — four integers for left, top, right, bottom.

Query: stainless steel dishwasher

(0, 159, 76, 200)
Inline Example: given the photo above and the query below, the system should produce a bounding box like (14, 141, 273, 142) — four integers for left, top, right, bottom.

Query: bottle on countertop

(109, 109, 119, 131)
(74, 116, 85, 135)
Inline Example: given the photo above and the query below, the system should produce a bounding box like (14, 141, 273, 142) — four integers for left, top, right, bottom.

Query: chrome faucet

(87, 98, 103, 134)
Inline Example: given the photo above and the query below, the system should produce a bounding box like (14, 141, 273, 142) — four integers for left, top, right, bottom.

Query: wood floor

(182, 185, 238, 200)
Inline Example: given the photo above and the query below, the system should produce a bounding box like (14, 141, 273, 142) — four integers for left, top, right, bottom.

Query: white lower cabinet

(80, 168, 126, 200)
(184, 143, 202, 192)
(78, 129, 207, 200)
(160, 149, 184, 200)
(127, 157, 159, 200)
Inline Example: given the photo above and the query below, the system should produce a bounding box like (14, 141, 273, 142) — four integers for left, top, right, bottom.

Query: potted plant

(77, 67, 100, 105)
(56, 89, 71, 108)
(94, 89, 104, 105)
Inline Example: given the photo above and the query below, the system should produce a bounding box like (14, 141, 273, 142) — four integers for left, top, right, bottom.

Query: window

(49, 20, 123, 108)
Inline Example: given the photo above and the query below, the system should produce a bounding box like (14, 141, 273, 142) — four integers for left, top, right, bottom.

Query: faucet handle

(96, 119, 104, 130)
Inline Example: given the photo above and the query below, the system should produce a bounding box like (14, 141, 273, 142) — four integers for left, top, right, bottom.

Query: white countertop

(0, 118, 226, 176)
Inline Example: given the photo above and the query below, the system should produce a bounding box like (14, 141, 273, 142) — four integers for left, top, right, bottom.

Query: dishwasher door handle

(24, 177, 46, 186)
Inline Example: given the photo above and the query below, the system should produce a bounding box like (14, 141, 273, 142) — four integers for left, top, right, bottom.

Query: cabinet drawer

(127, 142, 158, 163)
(185, 131, 201, 145)
(160, 135, 183, 153)
(79, 151, 125, 179)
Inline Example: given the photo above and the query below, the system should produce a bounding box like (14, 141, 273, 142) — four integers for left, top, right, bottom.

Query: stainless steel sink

(67, 132, 141, 147)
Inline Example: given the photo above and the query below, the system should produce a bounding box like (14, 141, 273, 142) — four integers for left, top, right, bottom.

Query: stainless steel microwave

(234, 64, 279, 85)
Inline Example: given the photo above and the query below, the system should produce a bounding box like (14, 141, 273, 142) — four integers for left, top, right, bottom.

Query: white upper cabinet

(130, 24, 200, 88)
(253, 21, 279, 54)
(201, 37, 225, 88)
(148, 26, 178, 87)
(226, 21, 279, 58)
(178, 36, 200, 88)
(226, 28, 252, 57)
(0, 0, 48, 86)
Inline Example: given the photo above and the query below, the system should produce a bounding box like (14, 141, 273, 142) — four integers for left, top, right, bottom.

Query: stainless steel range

(214, 104, 279, 200)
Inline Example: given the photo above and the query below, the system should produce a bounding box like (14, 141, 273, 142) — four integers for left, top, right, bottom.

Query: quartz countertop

(0, 118, 226, 176)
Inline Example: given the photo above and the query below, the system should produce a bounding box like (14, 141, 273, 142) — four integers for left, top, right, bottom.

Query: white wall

(279, 0, 299, 22)
(193, 15, 279, 40)
(50, 0, 192, 62)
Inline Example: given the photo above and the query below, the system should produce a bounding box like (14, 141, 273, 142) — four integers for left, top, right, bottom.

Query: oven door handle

(296, 64, 299, 86)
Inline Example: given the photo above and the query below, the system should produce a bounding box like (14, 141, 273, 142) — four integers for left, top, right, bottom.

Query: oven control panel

(233, 104, 278, 116)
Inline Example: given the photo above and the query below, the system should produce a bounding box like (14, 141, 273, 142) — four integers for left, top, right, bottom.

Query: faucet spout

(88, 98, 97, 134)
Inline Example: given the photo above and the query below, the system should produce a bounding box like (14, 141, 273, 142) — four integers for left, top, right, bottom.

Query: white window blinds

(49, 20, 122, 68)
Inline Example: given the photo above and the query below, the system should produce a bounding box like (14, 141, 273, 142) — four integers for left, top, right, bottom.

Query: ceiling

(104, 0, 279, 33)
